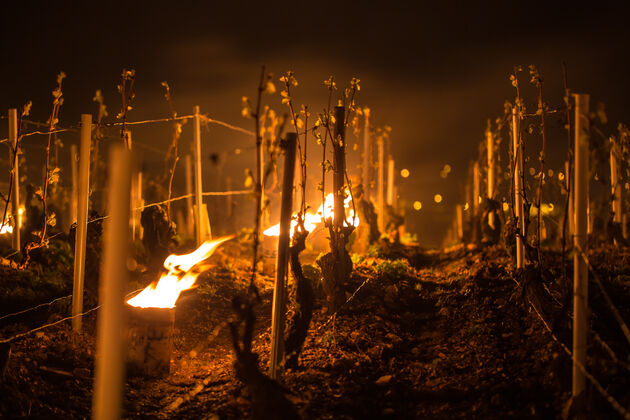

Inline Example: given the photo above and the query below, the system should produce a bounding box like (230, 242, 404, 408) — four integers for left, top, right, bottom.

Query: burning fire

(126, 235, 233, 308)
(263, 192, 359, 237)
(0, 206, 25, 235)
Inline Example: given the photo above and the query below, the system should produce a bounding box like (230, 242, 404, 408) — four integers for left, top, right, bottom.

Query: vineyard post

(377, 135, 385, 230)
(193, 105, 206, 245)
(131, 172, 143, 241)
(70, 144, 78, 224)
(185, 154, 194, 236)
(456, 204, 464, 241)
(565, 160, 574, 237)
(72, 114, 92, 333)
(124, 129, 132, 151)
(465, 169, 472, 223)
(473, 161, 480, 218)
(573, 93, 589, 399)
(9, 109, 20, 250)
(387, 156, 395, 206)
(362, 107, 371, 200)
(512, 108, 525, 268)
(269, 132, 297, 380)
(610, 137, 621, 225)
(92, 145, 131, 420)
(486, 122, 495, 228)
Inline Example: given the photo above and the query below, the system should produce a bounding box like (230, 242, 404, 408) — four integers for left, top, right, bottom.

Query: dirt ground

(1, 242, 629, 419)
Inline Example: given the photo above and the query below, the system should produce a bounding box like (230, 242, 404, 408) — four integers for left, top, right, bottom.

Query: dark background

(1, 1, 629, 246)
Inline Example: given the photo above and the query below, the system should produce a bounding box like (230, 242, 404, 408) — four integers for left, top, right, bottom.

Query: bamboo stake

(377, 136, 385, 230)
(185, 154, 194, 236)
(610, 137, 621, 224)
(486, 121, 495, 228)
(92, 145, 131, 420)
(269, 132, 297, 380)
(193, 106, 208, 245)
(387, 156, 395, 206)
(9, 109, 20, 250)
(573, 93, 590, 399)
(473, 161, 480, 218)
(72, 114, 92, 333)
(512, 108, 525, 269)
(362, 108, 371, 200)
(70, 144, 78, 225)
(456, 204, 464, 241)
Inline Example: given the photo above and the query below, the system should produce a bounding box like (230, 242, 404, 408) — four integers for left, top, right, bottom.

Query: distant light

(413, 201, 422, 210)
(558, 172, 565, 181)
(234, 148, 242, 155)
(478, 196, 482, 204)
(400, 168, 410, 178)
(443, 164, 452, 173)
(464, 202, 469, 211)
(529, 167, 536, 176)
(547, 169, 554, 177)
(502, 202, 509, 211)
(440, 170, 448, 179)
(434, 194, 443, 203)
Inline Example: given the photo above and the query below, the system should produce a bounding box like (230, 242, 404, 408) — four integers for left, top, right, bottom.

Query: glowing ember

(126, 235, 233, 308)
(263, 192, 360, 237)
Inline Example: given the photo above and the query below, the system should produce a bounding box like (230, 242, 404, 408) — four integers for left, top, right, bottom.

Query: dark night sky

(1, 1, 629, 246)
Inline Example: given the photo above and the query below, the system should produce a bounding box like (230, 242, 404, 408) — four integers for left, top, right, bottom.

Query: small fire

(126, 235, 233, 308)
(263, 192, 359, 237)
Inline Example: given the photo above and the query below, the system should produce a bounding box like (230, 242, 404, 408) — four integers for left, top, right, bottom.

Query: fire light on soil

(126, 235, 234, 308)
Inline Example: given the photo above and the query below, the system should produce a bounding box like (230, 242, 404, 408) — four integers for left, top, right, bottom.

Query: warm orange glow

(126, 235, 233, 308)
(0, 223, 13, 234)
(434, 194, 443, 203)
(263, 192, 359, 237)
(400, 168, 410, 178)
(413, 201, 422, 210)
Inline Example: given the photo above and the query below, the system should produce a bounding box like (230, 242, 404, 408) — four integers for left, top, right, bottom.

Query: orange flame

(263, 192, 359, 237)
(126, 235, 233, 308)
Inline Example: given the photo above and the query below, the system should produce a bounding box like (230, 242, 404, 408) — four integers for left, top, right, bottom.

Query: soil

(1, 239, 629, 419)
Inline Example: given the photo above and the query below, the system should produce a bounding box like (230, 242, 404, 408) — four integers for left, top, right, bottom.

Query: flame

(263, 192, 359, 237)
(126, 235, 233, 308)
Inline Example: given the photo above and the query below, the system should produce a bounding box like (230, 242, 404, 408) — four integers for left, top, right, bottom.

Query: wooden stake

(387, 156, 395, 206)
(456, 204, 464, 241)
(362, 107, 371, 200)
(610, 137, 622, 224)
(185, 154, 194, 236)
(72, 114, 92, 333)
(92, 145, 131, 420)
(512, 108, 525, 269)
(8, 109, 20, 250)
(70, 144, 78, 225)
(565, 160, 574, 237)
(377, 135, 385, 231)
(131, 172, 143, 241)
(124, 129, 132, 151)
(193, 106, 209, 245)
(486, 121, 495, 228)
(573, 93, 589, 399)
(473, 161, 480, 217)
(269, 132, 297, 380)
